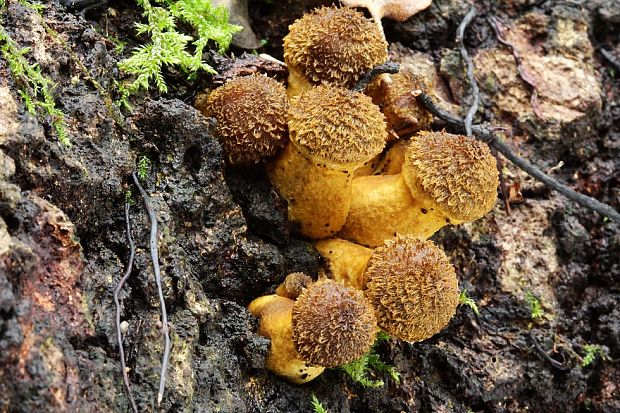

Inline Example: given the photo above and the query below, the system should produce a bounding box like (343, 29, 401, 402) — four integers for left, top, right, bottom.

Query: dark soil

(1, 0, 619, 412)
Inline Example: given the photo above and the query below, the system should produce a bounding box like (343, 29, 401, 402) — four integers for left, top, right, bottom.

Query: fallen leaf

(342, 0, 433, 33)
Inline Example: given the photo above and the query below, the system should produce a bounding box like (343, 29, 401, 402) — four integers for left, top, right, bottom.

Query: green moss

(311, 394, 330, 413)
(117, 0, 241, 100)
(338, 333, 400, 388)
(458, 289, 480, 316)
(581, 344, 604, 367)
(0, 25, 69, 145)
(525, 291, 544, 320)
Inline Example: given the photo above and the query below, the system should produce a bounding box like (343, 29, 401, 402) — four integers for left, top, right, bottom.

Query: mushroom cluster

(249, 278, 377, 383)
(196, 5, 499, 383)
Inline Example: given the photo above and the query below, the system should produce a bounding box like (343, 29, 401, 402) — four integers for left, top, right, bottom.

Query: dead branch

(132, 172, 171, 406)
(114, 202, 139, 413)
(529, 331, 569, 372)
(353, 62, 401, 92)
(456, 6, 479, 137)
(601, 49, 620, 73)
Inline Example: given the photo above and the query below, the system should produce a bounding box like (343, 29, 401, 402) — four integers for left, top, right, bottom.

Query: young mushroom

(283, 6, 388, 97)
(267, 85, 387, 239)
(248, 279, 377, 383)
(339, 131, 499, 247)
(275, 272, 312, 299)
(315, 235, 460, 342)
(292, 279, 377, 367)
(248, 294, 324, 383)
(365, 72, 434, 138)
(195, 74, 288, 165)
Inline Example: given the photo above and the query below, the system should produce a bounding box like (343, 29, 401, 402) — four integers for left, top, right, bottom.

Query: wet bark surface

(1, 0, 619, 412)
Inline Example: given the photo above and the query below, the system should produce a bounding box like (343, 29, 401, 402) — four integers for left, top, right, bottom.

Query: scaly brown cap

(403, 131, 498, 221)
(292, 279, 377, 367)
(283, 6, 388, 89)
(289, 85, 387, 167)
(276, 272, 313, 300)
(202, 74, 288, 165)
(365, 72, 434, 134)
(364, 235, 459, 342)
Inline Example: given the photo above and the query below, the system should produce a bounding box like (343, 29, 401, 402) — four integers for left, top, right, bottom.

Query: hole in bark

(183, 144, 203, 173)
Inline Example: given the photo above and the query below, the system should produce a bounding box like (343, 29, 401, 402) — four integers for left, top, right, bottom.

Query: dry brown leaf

(342, 0, 432, 37)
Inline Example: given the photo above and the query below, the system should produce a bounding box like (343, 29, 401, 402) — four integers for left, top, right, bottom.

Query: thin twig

(114, 202, 139, 413)
(601, 49, 620, 73)
(415, 92, 620, 224)
(352, 62, 401, 92)
(456, 7, 479, 137)
(529, 331, 569, 371)
(492, 147, 512, 214)
(132, 173, 171, 406)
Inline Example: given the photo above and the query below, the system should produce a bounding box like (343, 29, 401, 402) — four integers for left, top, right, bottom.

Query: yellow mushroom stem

(340, 132, 498, 247)
(267, 143, 355, 238)
(248, 295, 324, 384)
(371, 139, 409, 175)
(286, 66, 314, 98)
(339, 173, 458, 247)
(314, 238, 373, 289)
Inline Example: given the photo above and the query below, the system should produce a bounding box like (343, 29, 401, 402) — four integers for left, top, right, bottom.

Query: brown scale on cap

(289, 85, 387, 167)
(292, 280, 377, 367)
(275, 272, 313, 300)
(365, 72, 434, 138)
(283, 6, 388, 95)
(404, 131, 499, 221)
(364, 235, 459, 342)
(199, 74, 288, 165)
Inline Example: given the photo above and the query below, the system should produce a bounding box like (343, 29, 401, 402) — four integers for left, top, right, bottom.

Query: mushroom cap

(283, 6, 388, 89)
(276, 272, 313, 300)
(292, 279, 377, 367)
(363, 235, 459, 342)
(365, 72, 434, 134)
(403, 131, 499, 221)
(202, 74, 289, 165)
(289, 85, 387, 167)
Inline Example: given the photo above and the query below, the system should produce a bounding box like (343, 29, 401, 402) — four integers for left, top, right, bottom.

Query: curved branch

(132, 173, 171, 406)
(415, 92, 620, 224)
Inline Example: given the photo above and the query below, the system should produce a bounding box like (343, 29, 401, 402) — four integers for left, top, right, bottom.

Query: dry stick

(114, 203, 139, 413)
(459, 9, 509, 212)
(415, 92, 620, 224)
(601, 48, 620, 73)
(458, 7, 513, 211)
(132, 173, 171, 406)
(455, 6, 479, 137)
(352, 62, 401, 92)
(529, 331, 569, 371)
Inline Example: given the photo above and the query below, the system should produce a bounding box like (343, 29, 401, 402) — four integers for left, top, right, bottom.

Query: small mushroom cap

(289, 85, 387, 167)
(201, 74, 289, 164)
(248, 294, 324, 383)
(276, 272, 313, 299)
(283, 6, 388, 89)
(365, 72, 434, 135)
(403, 131, 499, 221)
(292, 279, 377, 367)
(364, 235, 459, 342)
